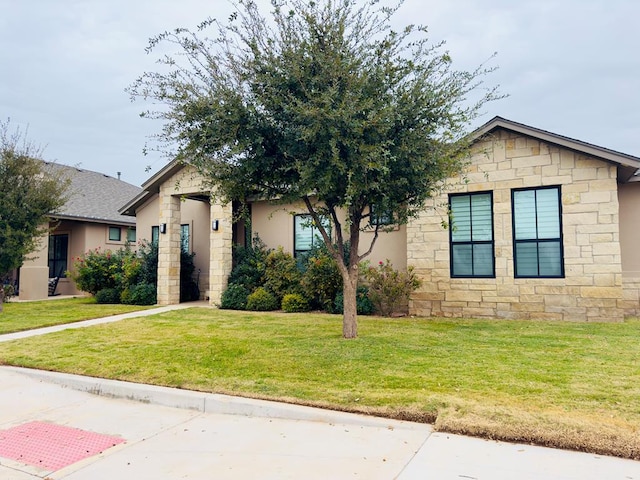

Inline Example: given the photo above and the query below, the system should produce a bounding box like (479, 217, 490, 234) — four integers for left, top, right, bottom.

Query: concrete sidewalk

(1, 366, 639, 479)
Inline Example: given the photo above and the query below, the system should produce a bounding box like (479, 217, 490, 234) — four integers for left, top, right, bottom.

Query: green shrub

(334, 286, 374, 315)
(220, 283, 249, 310)
(263, 247, 302, 302)
(136, 241, 158, 285)
(246, 287, 279, 311)
(180, 250, 200, 302)
(363, 260, 421, 316)
(228, 236, 270, 293)
(127, 283, 157, 305)
(95, 287, 122, 304)
(69, 247, 132, 295)
(281, 293, 310, 313)
(301, 248, 342, 312)
(1, 284, 14, 303)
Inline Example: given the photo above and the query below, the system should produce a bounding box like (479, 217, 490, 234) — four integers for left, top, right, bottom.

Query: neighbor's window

(512, 186, 564, 278)
(127, 228, 136, 243)
(449, 192, 495, 278)
(294, 214, 330, 257)
(108, 226, 121, 242)
(48, 234, 68, 278)
(151, 226, 159, 245)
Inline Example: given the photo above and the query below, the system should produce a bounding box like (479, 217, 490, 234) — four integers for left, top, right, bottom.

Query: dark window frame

(48, 233, 69, 278)
(449, 191, 496, 278)
(180, 224, 190, 253)
(370, 203, 394, 226)
(511, 185, 565, 278)
(293, 214, 330, 257)
(151, 225, 159, 245)
(108, 226, 122, 242)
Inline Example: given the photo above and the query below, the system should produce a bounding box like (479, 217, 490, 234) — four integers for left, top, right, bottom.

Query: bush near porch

(69, 242, 199, 305)
(220, 239, 417, 316)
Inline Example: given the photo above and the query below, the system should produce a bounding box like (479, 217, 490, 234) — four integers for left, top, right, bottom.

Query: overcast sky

(1, 0, 638, 187)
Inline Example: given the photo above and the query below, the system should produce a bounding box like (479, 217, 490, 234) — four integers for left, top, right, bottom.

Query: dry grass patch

(0, 308, 638, 459)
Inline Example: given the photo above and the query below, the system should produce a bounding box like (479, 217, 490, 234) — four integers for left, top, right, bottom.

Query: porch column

(157, 194, 181, 305)
(209, 201, 233, 305)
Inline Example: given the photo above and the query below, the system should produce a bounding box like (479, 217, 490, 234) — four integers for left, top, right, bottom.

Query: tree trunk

(342, 270, 358, 339)
(0, 287, 4, 313)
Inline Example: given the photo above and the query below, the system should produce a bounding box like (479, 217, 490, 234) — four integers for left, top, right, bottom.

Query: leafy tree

(0, 120, 69, 311)
(129, 0, 501, 337)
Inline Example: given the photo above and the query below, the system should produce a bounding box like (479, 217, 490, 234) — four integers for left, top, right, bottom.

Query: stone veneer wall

(156, 166, 233, 306)
(621, 276, 640, 317)
(407, 129, 625, 322)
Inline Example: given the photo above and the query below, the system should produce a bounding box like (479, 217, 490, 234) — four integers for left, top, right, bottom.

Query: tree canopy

(0, 119, 69, 307)
(129, 0, 502, 337)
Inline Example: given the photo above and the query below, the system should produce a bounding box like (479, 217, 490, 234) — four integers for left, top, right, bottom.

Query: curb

(5, 366, 423, 431)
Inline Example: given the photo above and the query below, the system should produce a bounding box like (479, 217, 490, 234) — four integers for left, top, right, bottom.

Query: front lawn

(0, 297, 155, 334)
(0, 308, 638, 459)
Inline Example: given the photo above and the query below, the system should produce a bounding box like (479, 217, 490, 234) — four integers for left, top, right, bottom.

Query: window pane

(536, 189, 560, 239)
(109, 227, 121, 241)
(151, 226, 159, 245)
(538, 241, 562, 276)
(472, 243, 494, 276)
(515, 242, 539, 277)
(48, 234, 68, 277)
(452, 244, 473, 276)
(295, 216, 314, 252)
(181, 224, 189, 252)
(471, 194, 492, 241)
(450, 196, 471, 242)
(513, 190, 536, 240)
(127, 228, 136, 242)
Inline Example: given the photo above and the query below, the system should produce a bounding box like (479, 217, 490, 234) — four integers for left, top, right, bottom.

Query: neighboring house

(17, 164, 142, 300)
(120, 116, 640, 321)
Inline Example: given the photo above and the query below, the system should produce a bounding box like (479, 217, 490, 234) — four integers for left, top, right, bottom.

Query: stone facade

(155, 166, 233, 306)
(408, 129, 626, 322)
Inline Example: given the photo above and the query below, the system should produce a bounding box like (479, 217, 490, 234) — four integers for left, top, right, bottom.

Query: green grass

(0, 308, 638, 459)
(0, 297, 155, 334)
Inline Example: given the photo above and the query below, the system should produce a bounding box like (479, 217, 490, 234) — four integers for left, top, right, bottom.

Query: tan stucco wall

(618, 182, 640, 316)
(17, 230, 49, 300)
(251, 200, 407, 269)
(19, 219, 137, 299)
(408, 129, 625, 322)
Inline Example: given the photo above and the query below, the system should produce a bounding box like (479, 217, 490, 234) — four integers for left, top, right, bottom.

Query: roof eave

(472, 116, 640, 170)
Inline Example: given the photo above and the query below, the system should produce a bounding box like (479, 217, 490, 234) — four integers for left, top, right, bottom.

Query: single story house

(119, 116, 640, 321)
(16, 164, 142, 300)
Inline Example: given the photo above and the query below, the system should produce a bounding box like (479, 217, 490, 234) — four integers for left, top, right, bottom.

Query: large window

(512, 186, 564, 278)
(449, 192, 495, 278)
(294, 214, 330, 257)
(48, 234, 68, 278)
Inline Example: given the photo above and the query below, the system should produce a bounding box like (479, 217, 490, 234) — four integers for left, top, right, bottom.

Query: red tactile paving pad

(0, 421, 125, 471)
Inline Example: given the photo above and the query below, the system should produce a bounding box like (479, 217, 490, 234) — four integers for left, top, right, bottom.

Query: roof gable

(472, 117, 640, 181)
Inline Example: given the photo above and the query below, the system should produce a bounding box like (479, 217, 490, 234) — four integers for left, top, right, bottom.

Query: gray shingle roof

(45, 163, 143, 225)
